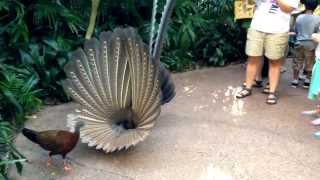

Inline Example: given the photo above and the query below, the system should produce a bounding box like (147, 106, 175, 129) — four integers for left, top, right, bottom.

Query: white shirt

(250, 0, 299, 33)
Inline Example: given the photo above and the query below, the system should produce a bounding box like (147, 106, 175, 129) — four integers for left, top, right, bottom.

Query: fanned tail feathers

(63, 0, 176, 153)
(63, 28, 160, 152)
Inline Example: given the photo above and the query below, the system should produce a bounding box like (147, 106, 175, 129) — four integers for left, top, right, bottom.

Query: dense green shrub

(0, 121, 27, 179)
(162, 0, 248, 71)
(1, 0, 248, 99)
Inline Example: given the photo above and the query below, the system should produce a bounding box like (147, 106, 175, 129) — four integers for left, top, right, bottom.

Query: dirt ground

(10, 63, 320, 180)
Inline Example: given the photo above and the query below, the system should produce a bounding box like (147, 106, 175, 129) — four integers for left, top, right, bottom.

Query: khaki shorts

(245, 28, 289, 60)
(293, 45, 315, 72)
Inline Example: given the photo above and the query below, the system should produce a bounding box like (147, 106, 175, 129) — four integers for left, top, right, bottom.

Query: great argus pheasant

(63, 0, 176, 153)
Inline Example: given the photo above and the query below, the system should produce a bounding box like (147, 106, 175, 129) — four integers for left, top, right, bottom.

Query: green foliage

(161, 0, 247, 71)
(0, 65, 41, 177)
(0, 65, 42, 126)
(0, 0, 248, 176)
(0, 121, 27, 179)
(1, 0, 85, 102)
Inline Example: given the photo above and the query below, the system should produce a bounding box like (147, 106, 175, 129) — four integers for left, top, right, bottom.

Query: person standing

(236, 0, 300, 105)
(291, 0, 320, 89)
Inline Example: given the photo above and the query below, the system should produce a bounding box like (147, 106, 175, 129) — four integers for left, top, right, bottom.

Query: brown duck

(22, 122, 84, 171)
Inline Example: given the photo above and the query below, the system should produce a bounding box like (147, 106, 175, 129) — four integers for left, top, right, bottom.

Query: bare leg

(268, 60, 281, 93)
(255, 58, 264, 81)
(293, 69, 299, 81)
(245, 56, 262, 89)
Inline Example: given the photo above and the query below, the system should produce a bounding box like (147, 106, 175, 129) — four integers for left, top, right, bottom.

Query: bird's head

(74, 121, 85, 133)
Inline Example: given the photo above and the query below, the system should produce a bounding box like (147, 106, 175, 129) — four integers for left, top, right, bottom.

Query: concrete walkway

(10, 64, 320, 180)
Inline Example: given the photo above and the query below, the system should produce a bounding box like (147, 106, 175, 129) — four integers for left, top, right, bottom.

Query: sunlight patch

(199, 164, 233, 180)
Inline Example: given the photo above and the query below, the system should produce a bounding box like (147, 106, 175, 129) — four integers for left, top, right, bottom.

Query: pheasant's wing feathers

(36, 130, 62, 151)
(64, 28, 161, 153)
(36, 131, 78, 154)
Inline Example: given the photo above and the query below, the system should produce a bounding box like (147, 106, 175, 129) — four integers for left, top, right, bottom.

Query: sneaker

(291, 80, 299, 88)
(302, 109, 320, 116)
(311, 118, 320, 125)
(299, 74, 306, 81)
(303, 79, 310, 89)
(314, 131, 320, 139)
(280, 66, 287, 73)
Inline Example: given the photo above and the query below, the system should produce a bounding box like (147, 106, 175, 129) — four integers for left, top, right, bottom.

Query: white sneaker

(303, 79, 310, 89)
(314, 131, 320, 139)
(302, 109, 320, 116)
(281, 66, 287, 73)
(311, 118, 320, 126)
(291, 80, 298, 88)
(299, 74, 306, 81)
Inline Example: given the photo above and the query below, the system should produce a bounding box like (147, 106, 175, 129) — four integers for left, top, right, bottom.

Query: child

(292, 0, 320, 88)
(302, 31, 320, 130)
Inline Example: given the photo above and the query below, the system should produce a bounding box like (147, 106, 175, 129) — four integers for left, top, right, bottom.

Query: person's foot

(266, 92, 278, 105)
(291, 79, 298, 88)
(236, 87, 252, 99)
(311, 118, 320, 125)
(242, 79, 263, 88)
(314, 131, 320, 139)
(303, 79, 310, 89)
(262, 82, 270, 94)
(298, 74, 306, 81)
(302, 108, 320, 116)
(280, 66, 287, 73)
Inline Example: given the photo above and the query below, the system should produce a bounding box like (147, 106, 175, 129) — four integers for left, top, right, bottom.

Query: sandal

(242, 80, 263, 88)
(266, 92, 277, 105)
(262, 82, 270, 94)
(236, 87, 252, 99)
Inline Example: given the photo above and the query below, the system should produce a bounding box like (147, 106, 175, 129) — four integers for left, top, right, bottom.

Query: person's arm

(276, 0, 296, 13)
(312, 33, 320, 43)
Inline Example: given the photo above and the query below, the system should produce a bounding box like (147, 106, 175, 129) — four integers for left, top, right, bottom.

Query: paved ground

(10, 64, 320, 180)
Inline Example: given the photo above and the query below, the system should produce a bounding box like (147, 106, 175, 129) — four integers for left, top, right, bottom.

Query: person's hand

(312, 33, 320, 43)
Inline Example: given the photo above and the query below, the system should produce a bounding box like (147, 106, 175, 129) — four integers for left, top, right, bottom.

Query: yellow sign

(314, 5, 320, 16)
(234, 0, 255, 20)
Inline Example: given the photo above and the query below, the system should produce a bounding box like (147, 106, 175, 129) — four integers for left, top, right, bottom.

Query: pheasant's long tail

(150, 0, 176, 104)
(22, 128, 39, 144)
